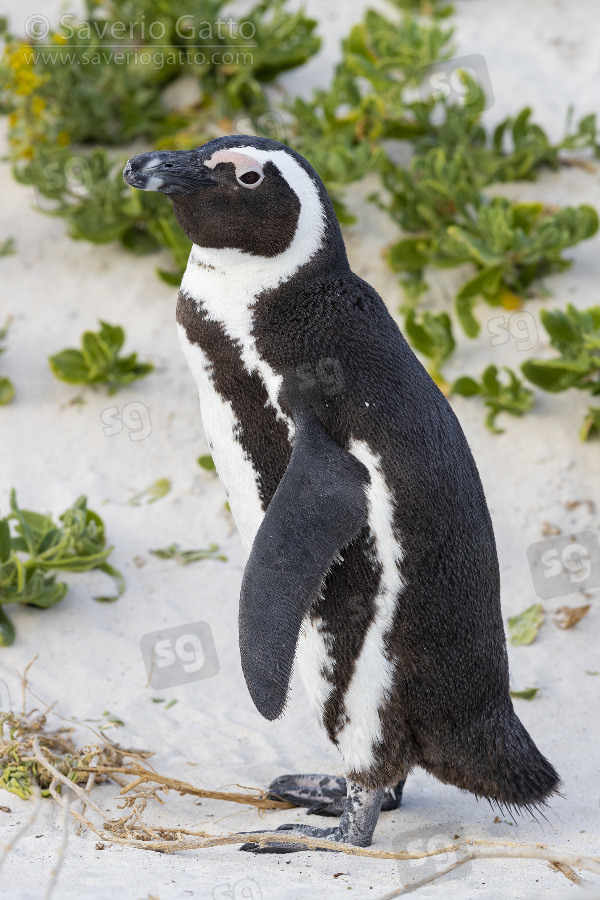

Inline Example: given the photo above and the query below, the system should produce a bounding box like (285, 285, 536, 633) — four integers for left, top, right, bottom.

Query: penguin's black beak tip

(123, 150, 215, 196)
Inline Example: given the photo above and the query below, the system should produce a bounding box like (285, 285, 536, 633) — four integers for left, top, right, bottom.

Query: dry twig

(3, 665, 600, 899)
(73, 763, 293, 810)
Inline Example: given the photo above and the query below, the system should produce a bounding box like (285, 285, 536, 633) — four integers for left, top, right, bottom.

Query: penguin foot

(239, 822, 341, 854)
(266, 773, 405, 817)
(240, 779, 385, 854)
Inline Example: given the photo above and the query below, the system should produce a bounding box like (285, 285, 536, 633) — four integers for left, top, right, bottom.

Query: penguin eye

(237, 168, 263, 188)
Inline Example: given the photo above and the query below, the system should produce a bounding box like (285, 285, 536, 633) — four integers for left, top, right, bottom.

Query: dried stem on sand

(2, 665, 600, 898)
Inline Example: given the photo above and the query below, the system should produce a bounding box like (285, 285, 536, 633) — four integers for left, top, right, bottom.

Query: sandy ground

(1, 1, 599, 898)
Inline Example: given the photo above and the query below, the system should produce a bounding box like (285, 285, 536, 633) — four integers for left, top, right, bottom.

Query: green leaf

(456, 267, 502, 302)
(509, 687, 539, 701)
(521, 358, 589, 393)
(49, 349, 91, 385)
(98, 321, 125, 354)
(539, 308, 579, 345)
(508, 603, 544, 646)
(0, 238, 15, 257)
(511, 203, 544, 234)
(156, 269, 184, 287)
(455, 293, 480, 338)
(580, 407, 600, 441)
(81, 332, 113, 375)
(94, 563, 125, 602)
(451, 376, 480, 397)
(0, 377, 15, 405)
(129, 478, 171, 506)
(0, 607, 15, 647)
(387, 239, 430, 272)
(0, 519, 10, 564)
(22, 577, 68, 608)
(197, 454, 216, 472)
(404, 309, 455, 375)
(482, 364, 501, 396)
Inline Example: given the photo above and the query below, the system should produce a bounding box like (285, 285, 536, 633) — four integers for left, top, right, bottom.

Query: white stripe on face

(181, 147, 325, 297)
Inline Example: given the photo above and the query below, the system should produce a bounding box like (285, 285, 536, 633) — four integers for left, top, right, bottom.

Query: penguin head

(123, 135, 346, 264)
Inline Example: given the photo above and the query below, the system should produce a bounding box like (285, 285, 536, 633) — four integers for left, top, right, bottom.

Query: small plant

(521, 304, 600, 440)
(403, 308, 454, 389)
(287, 7, 454, 219)
(0, 491, 123, 646)
(150, 543, 227, 565)
(0, 320, 15, 405)
(49, 321, 153, 394)
(443, 202, 598, 336)
(452, 365, 534, 433)
(384, 149, 599, 334)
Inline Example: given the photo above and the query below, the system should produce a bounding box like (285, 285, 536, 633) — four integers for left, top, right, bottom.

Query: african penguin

(123, 136, 560, 853)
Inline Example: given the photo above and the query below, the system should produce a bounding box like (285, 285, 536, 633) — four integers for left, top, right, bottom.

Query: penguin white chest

(176, 260, 294, 553)
(177, 324, 270, 552)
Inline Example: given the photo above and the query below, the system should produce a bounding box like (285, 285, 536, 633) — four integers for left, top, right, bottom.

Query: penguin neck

(180, 193, 350, 330)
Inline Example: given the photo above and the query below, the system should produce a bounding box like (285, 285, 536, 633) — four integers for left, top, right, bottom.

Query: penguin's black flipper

(239, 401, 369, 721)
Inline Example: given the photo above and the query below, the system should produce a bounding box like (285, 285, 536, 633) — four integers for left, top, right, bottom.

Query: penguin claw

(239, 823, 340, 854)
(306, 800, 345, 817)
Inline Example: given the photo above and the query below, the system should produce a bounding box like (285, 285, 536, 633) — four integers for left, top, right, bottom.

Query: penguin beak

(123, 150, 216, 196)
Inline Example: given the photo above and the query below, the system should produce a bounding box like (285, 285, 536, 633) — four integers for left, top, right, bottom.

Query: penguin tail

(422, 706, 561, 811)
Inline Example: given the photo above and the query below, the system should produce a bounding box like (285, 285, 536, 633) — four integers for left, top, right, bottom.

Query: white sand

(0, 1, 599, 897)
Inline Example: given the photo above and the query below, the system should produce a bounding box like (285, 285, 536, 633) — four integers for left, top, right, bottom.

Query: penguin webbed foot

(266, 774, 346, 817)
(266, 773, 405, 817)
(239, 779, 387, 854)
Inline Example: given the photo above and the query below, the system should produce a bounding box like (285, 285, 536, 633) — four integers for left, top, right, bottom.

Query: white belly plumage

(177, 323, 277, 553)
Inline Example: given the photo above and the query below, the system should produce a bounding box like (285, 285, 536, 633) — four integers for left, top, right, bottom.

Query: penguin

(123, 136, 560, 853)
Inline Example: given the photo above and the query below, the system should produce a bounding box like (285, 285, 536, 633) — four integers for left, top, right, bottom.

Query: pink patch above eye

(205, 150, 264, 179)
